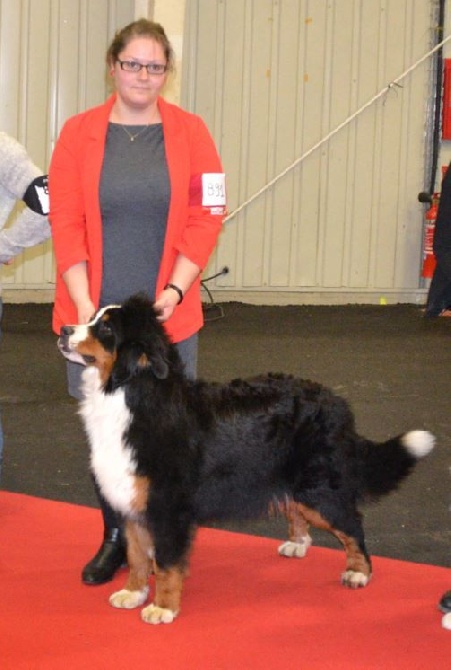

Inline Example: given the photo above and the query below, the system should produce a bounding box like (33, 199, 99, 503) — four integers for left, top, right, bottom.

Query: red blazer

(49, 94, 225, 342)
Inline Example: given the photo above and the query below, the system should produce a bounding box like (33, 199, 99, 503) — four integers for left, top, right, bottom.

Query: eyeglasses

(117, 60, 167, 75)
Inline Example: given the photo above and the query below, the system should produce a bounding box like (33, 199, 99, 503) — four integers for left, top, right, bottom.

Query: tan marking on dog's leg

(131, 476, 150, 515)
(109, 520, 153, 610)
(295, 503, 371, 588)
(141, 562, 185, 625)
(333, 531, 371, 588)
(278, 500, 313, 558)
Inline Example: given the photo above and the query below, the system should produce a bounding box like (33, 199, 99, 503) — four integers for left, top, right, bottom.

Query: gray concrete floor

(1, 301, 450, 568)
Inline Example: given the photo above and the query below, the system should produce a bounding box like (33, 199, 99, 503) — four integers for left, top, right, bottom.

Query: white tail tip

(402, 430, 435, 458)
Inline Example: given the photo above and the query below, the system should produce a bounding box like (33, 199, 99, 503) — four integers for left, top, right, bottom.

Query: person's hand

(2, 258, 14, 265)
(77, 299, 96, 324)
(154, 288, 180, 322)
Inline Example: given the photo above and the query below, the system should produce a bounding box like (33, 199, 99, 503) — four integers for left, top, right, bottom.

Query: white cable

(225, 33, 451, 223)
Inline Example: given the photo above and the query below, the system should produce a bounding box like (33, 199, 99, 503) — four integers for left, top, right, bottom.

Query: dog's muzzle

(57, 326, 87, 365)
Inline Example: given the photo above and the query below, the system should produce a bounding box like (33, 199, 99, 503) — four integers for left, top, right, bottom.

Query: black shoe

(81, 528, 126, 585)
(439, 590, 451, 613)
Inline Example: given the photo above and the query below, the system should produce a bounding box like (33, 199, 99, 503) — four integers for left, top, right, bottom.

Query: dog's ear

(108, 341, 169, 390)
(148, 352, 169, 380)
(141, 347, 170, 380)
(142, 334, 171, 380)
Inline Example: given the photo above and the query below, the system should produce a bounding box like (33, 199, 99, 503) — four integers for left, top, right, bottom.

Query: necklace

(120, 124, 151, 142)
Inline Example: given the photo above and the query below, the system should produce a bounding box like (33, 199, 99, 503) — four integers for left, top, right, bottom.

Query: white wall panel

(1, 0, 135, 301)
(183, 0, 435, 305)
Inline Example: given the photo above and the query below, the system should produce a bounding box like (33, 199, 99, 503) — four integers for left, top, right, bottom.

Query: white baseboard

(202, 289, 429, 307)
(2, 287, 428, 307)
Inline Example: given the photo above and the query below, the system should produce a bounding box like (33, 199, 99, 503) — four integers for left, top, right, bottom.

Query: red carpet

(1, 491, 451, 669)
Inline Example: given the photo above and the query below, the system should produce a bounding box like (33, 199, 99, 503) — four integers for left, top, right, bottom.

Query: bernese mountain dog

(58, 293, 435, 625)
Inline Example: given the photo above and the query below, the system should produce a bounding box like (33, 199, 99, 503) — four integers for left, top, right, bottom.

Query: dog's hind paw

(109, 587, 149, 609)
(341, 570, 371, 589)
(141, 603, 178, 625)
(278, 537, 312, 558)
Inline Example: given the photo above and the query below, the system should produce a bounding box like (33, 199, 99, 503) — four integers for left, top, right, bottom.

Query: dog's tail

(358, 430, 435, 499)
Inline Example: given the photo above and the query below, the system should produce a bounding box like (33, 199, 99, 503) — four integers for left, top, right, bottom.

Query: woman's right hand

(77, 299, 96, 324)
(62, 262, 95, 324)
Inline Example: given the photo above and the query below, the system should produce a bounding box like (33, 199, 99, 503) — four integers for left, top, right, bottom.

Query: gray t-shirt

(99, 122, 170, 306)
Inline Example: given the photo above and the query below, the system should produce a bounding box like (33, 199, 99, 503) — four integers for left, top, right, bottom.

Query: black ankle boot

(81, 528, 126, 585)
(439, 590, 451, 613)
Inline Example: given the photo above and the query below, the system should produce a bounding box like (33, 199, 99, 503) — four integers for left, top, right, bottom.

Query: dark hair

(107, 18, 175, 71)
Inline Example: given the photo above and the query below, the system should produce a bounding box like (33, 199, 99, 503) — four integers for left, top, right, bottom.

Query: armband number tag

(202, 173, 226, 207)
(23, 175, 49, 215)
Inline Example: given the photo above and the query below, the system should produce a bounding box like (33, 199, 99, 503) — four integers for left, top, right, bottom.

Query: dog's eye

(98, 320, 113, 335)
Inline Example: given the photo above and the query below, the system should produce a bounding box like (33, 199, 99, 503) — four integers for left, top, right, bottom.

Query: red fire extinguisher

(421, 193, 439, 279)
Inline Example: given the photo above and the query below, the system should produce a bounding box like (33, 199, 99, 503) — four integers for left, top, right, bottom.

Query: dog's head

(58, 294, 179, 391)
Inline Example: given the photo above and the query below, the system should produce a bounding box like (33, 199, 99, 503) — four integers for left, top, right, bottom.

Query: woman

(49, 19, 226, 585)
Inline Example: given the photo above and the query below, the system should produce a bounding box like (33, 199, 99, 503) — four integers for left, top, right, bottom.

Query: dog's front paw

(278, 536, 312, 558)
(141, 603, 178, 625)
(341, 570, 371, 589)
(109, 587, 149, 609)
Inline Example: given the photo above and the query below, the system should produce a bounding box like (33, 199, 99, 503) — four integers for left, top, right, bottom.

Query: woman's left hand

(154, 287, 180, 322)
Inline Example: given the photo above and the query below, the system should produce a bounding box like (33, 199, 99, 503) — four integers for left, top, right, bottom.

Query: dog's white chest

(80, 368, 136, 515)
